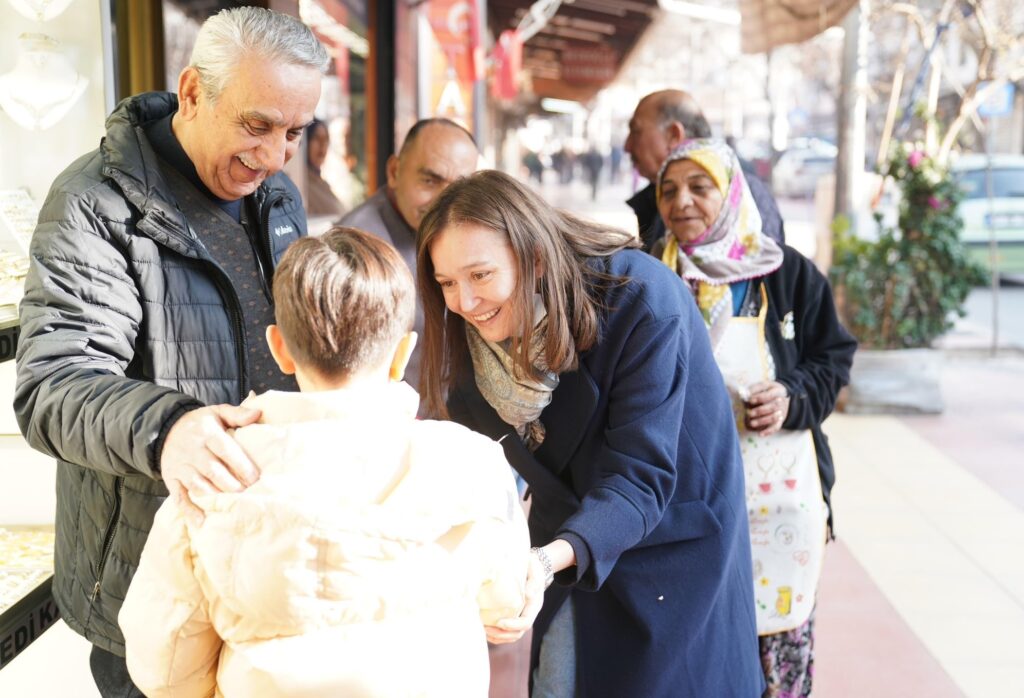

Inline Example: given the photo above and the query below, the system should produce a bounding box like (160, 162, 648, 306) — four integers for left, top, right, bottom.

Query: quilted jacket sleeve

(120, 500, 221, 697)
(14, 185, 203, 479)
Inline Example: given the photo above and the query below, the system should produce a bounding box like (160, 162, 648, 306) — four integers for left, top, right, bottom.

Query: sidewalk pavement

(816, 353, 1024, 698)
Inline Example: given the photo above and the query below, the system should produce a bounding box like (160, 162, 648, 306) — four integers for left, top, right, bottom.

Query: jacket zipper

(255, 192, 286, 303)
(172, 211, 249, 402)
(159, 190, 285, 402)
(91, 477, 125, 601)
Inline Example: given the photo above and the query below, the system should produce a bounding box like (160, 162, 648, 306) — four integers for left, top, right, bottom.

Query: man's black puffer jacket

(13, 92, 305, 654)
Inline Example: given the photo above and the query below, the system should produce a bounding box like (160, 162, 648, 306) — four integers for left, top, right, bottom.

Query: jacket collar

(453, 355, 597, 507)
(625, 183, 664, 251)
(379, 189, 416, 244)
(100, 93, 188, 244)
(625, 181, 656, 215)
(242, 381, 420, 426)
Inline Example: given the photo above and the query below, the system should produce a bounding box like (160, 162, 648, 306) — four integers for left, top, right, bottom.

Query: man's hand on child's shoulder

(160, 404, 263, 525)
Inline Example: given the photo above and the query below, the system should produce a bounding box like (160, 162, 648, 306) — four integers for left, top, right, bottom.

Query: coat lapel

(453, 368, 579, 508)
(534, 363, 600, 473)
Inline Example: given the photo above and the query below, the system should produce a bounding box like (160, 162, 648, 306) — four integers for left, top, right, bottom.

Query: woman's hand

(744, 380, 790, 436)
(484, 549, 548, 644)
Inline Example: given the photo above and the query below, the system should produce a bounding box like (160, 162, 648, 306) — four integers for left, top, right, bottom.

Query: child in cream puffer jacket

(119, 228, 530, 697)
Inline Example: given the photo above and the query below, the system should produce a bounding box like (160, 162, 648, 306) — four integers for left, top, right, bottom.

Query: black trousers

(89, 645, 145, 698)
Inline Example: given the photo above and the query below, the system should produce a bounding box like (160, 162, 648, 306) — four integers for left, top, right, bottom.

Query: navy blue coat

(448, 249, 764, 697)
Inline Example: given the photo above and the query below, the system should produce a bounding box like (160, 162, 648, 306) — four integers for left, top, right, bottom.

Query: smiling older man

(13, 8, 327, 696)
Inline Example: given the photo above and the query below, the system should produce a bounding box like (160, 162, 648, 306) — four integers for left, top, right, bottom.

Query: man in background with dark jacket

(624, 89, 785, 251)
(13, 8, 327, 696)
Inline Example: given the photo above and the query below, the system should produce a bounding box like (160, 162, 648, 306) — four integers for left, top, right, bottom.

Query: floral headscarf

(656, 138, 783, 346)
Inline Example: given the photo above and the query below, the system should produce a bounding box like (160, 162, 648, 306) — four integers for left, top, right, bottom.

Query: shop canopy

(487, 0, 857, 103)
(487, 0, 659, 103)
(738, 0, 857, 53)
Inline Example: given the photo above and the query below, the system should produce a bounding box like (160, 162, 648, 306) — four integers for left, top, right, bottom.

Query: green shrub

(830, 143, 985, 349)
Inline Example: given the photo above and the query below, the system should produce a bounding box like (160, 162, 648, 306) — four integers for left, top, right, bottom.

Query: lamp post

(834, 0, 869, 230)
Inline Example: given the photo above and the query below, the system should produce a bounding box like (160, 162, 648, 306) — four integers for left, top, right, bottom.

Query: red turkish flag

(491, 29, 522, 100)
(427, 0, 482, 83)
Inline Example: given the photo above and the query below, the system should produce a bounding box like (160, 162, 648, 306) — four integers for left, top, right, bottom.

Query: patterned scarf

(465, 294, 560, 451)
(656, 138, 783, 348)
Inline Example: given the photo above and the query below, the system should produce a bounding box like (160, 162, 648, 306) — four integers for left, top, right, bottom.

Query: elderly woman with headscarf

(654, 138, 857, 698)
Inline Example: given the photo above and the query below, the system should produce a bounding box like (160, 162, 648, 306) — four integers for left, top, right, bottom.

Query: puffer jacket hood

(120, 382, 529, 697)
(101, 92, 180, 219)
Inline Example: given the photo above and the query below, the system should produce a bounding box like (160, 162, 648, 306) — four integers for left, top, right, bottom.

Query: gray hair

(651, 90, 712, 139)
(190, 7, 329, 100)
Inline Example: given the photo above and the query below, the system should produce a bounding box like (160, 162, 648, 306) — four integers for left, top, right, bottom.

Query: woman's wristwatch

(531, 546, 555, 588)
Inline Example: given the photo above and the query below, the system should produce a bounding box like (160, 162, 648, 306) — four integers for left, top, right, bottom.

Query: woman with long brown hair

(416, 170, 763, 697)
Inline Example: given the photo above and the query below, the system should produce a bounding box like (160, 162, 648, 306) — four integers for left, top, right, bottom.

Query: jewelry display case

(0, 314, 60, 671)
(0, 0, 111, 672)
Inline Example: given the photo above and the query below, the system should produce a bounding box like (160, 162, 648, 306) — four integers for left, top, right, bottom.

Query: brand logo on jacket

(273, 224, 294, 237)
(781, 312, 795, 340)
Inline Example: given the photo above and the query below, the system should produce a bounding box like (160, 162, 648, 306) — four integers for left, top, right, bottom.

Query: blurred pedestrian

(655, 138, 856, 698)
(553, 145, 575, 184)
(582, 145, 603, 200)
(305, 119, 346, 217)
(523, 149, 544, 183)
(625, 89, 785, 251)
(609, 143, 623, 183)
(416, 169, 764, 697)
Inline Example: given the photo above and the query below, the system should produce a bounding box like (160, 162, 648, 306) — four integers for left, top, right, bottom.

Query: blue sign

(978, 82, 1015, 118)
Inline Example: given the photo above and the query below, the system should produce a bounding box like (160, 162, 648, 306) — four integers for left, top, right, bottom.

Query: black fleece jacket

(753, 246, 857, 533)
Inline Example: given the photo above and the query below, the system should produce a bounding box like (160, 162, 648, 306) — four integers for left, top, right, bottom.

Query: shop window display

(7, 0, 75, 23)
(0, 0, 109, 672)
(0, 33, 88, 131)
(296, 0, 369, 218)
(0, 190, 35, 325)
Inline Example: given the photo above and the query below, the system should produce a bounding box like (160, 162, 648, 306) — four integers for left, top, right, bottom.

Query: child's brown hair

(273, 226, 415, 379)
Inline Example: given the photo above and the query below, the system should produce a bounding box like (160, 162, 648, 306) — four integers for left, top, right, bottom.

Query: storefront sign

(491, 29, 522, 100)
(0, 579, 59, 670)
(561, 44, 617, 86)
(0, 322, 19, 363)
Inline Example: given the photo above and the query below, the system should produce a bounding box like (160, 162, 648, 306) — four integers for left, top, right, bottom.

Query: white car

(773, 141, 838, 199)
(952, 153, 1024, 275)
